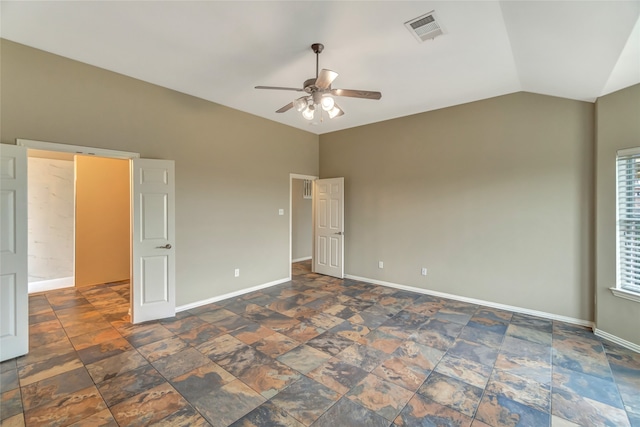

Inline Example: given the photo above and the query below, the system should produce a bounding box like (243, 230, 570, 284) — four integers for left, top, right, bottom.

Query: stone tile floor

(1, 261, 638, 426)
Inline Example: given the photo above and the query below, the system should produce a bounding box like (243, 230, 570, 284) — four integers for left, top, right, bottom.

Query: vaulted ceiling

(2, 1, 639, 135)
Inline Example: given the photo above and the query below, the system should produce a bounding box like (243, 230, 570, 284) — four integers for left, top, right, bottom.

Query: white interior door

(313, 177, 344, 278)
(131, 159, 175, 323)
(1, 144, 28, 361)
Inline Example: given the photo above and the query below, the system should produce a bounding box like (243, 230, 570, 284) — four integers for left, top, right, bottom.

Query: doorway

(290, 174, 317, 277)
(26, 150, 131, 294)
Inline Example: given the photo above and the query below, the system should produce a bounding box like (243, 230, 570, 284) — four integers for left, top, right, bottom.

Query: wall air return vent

(405, 11, 443, 42)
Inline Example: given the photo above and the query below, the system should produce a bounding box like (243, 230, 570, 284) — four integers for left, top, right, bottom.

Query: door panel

(0, 144, 28, 361)
(313, 177, 344, 278)
(330, 236, 340, 268)
(142, 256, 168, 303)
(1, 275, 17, 337)
(330, 198, 339, 228)
(317, 236, 327, 265)
(0, 190, 15, 253)
(132, 159, 175, 324)
(141, 193, 168, 240)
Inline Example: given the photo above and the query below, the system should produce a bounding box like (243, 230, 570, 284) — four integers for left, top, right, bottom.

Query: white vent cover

(303, 180, 312, 199)
(405, 11, 443, 42)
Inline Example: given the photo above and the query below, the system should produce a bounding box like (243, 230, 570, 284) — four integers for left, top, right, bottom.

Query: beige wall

(1, 39, 319, 305)
(595, 84, 640, 345)
(320, 92, 595, 322)
(75, 156, 130, 286)
(292, 179, 313, 261)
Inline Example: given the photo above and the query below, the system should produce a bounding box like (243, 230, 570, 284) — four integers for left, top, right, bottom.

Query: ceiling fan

(255, 43, 382, 121)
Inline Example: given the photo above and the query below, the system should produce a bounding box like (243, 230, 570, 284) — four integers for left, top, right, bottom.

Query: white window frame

(613, 147, 640, 303)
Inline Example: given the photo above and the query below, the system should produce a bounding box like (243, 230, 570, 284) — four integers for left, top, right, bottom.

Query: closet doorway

(290, 174, 316, 277)
(27, 149, 130, 294)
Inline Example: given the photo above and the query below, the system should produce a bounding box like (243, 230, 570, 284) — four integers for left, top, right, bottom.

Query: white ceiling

(2, 1, 639, 135)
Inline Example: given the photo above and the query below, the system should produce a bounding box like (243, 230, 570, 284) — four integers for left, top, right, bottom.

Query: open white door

(313, 177, 344, 278)
(1, 144, 28, 361)
(131, 159, 175, 324)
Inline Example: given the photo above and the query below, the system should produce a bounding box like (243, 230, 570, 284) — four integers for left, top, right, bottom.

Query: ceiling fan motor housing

(303, 78, 318, 93)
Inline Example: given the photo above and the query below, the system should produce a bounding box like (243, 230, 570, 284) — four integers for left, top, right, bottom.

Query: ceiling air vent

(405, 11, 443, 42)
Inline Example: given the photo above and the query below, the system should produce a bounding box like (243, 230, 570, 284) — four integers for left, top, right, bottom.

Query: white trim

(17, 139, 140, 159)
(292, 256, 312, 263)
(28, 277, 74, 294)
(175, 277, 290, 312)
(290, 173, 318, 180)
(345, 274, 594, 328)
(594, 328, 640, 353)
(609, 287, 640, 303)
(616, 146, 640, 157)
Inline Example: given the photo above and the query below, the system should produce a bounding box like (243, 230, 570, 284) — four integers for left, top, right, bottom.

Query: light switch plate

(279, 209, 284, 215)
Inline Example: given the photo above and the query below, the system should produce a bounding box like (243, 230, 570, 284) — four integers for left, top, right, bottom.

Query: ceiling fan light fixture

(294, 97, 308, 112)
(321, 95, 335, 111)
(328, 106, 342, 119)
(302, 107, 315, 120)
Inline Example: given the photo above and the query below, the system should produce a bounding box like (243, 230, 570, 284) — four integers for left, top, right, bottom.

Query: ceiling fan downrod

(311, 43, 323, 79)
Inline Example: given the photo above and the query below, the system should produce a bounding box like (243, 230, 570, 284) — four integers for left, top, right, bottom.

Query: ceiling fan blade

(255, 86, 304, 92)
(331, 102, 345, 118)
(331, 88, 382, 100)
(276, 102, 294, 113)
(315, 69, 338, 90)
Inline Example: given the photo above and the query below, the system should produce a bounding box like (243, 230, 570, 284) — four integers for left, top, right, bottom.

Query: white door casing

(1, 144, 28, 361)
(313, 177, 344, 278)
(131, 159, 176, 323)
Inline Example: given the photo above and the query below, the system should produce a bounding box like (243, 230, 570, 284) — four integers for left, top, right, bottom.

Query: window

(614, 147, 640, 302)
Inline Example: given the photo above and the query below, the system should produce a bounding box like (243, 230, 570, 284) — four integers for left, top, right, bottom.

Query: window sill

(610, 287, 640, 304)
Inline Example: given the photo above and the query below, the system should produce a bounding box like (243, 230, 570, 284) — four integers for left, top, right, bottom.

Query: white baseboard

(594, 328, 640, 353)
(175, 277, 291, 312)
(28, 276, 74, 294)
(292, 257, 312, 263)
(345, 274, 594, 329)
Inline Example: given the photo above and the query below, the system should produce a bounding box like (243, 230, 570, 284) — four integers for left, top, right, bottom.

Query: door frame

(17, 139, 140, 160)
(17, 138, 139, 303)
(289, 173, 318, 278)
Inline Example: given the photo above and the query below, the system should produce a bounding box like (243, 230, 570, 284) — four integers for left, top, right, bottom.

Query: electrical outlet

(378, 261, 384, 269)
(234, 268, 240, 277)
(421, 268, 428, 276)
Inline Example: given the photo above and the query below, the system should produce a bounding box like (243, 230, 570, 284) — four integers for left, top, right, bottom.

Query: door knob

(156, 244, 172, 249)
(334, 231, 344, 236)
